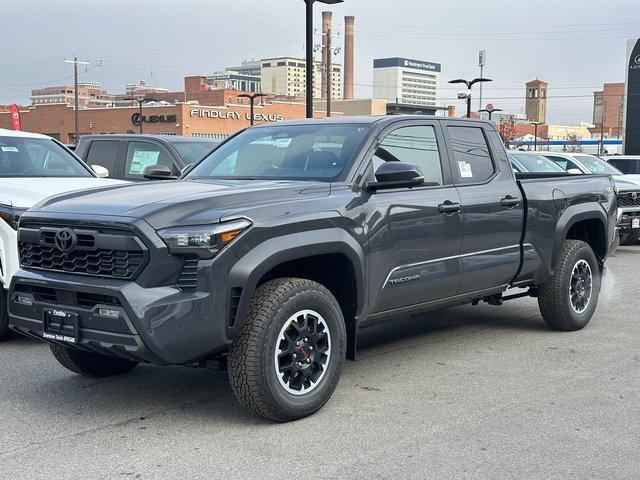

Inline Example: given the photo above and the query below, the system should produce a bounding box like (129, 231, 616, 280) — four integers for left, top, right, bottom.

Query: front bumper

(617, 208, 640, 232)
(8, 255, 236, 365)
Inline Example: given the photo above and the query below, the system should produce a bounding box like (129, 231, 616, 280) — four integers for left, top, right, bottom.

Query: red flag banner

(9, 104, 21, 131)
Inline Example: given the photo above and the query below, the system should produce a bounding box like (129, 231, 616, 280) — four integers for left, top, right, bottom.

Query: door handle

(501, 195, 521, 208)
(438, 201, 462, 215)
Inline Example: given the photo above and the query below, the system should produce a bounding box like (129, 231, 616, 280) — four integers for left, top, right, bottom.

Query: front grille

(618, 192, 640, 208)
(18, 223, 147, 280)
(14, 284, 122, 309)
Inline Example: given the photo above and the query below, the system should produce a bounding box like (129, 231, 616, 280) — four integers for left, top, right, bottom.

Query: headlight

(157, 219, 251, 258)
(0, 204, 27, 230)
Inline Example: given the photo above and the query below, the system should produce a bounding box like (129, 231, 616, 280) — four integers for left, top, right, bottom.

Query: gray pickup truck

(9, 116, 616, 421)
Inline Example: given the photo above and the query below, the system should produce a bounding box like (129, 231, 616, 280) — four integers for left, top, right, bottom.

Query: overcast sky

(1, 0, 638, 124)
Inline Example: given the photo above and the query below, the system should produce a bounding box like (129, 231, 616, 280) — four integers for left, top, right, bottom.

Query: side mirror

(366, 162, 424, 191)
(566, 168, 583, 175)
(143, 164, 178, 180)
(91, 165, 109, 178)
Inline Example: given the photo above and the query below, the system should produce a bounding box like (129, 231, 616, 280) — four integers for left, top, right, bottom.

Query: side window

(372, 125, 444, 186)
(124, 142, 173, 179)
(546, 155, 579, 172)
(86, 140, 119, 174)
(447, 126, 495, 184)
(610, 160, 634, 174)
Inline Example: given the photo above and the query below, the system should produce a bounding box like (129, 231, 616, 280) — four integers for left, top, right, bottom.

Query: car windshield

(171, 141, 219, 165)
(186, 124, 370, 181)
(573, 154, 621, 175)
(0, 137, 92, 177)
(510, 152, 566, 173)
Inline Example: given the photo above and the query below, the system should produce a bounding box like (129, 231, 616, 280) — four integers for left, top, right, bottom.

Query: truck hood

(0, 177, 126, 208)
(29, 179, 332, 229)
(614, 174, 640, 188)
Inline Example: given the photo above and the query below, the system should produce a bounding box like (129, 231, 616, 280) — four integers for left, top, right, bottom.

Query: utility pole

(478, 50, 486, 113)
(65, 56, 89, 144)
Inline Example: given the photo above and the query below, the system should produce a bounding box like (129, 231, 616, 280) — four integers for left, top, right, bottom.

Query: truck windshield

(171, 141, 219, 165)
(0, 137, 92, 178)
(573, 154, 622, 175)
(186, 124, 370, 181)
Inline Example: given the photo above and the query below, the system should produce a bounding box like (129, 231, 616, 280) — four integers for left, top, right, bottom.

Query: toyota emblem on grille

(54, 229, 77, 253)
(633, 193, 639, 201)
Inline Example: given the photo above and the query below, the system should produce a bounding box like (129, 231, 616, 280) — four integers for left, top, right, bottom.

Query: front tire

(50, 344, 139, 377)
(0, 287, 8, 340)
(229, 278, 346, 422)
(538, 240, 601, 331)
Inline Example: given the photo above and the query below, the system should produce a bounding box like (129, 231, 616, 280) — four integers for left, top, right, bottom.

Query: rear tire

(228, 278, 346, 422)
(0, 287, 9, 341)
(538, 240, 600, 331)
(620, 230, 640, 245)
(50, 344, 139, 377)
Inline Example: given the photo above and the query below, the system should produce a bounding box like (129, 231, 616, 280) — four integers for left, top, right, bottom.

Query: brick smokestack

(321, 11, 332, 99)
(343, 15, 355, 100)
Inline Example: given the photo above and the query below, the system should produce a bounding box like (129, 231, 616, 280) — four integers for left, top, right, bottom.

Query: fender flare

(226, 228, 366, 337)
(553, 202, 608, 268)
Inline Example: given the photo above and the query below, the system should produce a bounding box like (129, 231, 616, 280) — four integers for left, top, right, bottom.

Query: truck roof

(78, 134, 218, 143)
(251, 115, 492, 129)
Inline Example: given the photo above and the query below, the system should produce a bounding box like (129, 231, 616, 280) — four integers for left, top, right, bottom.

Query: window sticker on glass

(1, 146, 19, 153)
(129, 150, 160, 174)
(458, 161, 473, 178)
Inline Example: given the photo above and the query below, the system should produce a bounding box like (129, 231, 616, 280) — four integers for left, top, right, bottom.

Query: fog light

(98, 308, 120, 318)
(16, 295, 33, 306)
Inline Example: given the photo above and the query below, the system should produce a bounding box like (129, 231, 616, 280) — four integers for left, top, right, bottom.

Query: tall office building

(372, 57, 441, 107)
(260, 57, 342, 99)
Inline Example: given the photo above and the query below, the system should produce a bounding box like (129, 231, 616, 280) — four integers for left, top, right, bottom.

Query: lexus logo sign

(636, 54, 640, 65)
(54, 229, 77, 253)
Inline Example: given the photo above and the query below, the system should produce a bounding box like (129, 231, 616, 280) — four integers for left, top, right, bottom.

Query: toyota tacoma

(8, 117, 617, 421)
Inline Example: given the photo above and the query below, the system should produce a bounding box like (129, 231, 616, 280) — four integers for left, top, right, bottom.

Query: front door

(362, 121, 462, 315)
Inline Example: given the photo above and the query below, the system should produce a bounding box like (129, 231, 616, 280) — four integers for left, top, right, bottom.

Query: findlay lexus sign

(190, 109, 284, 123)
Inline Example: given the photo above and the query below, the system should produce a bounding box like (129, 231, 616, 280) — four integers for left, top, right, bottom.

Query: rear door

(361, 120, 462, 314)
(444, 122, 524, 294)
(84, 139, 124, 179)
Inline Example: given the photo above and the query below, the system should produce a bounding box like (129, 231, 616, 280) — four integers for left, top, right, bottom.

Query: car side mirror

(366, 162, 425, 191)
(91, 165, 109, 178)
(566, 168, 583, 175)
(143, 164, 178, 180)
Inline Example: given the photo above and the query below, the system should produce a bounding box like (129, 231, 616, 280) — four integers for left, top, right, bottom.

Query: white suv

(0, 129, 126, 339)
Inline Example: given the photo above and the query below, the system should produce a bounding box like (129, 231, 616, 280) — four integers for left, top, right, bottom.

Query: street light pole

(448, 77, 492, 119)
(479, 107, 502, 121)
(531, 121, 542, 151)
(238, 93, 268, 126)
(123, 96, 158, 134)
(303, 0, 343, 119)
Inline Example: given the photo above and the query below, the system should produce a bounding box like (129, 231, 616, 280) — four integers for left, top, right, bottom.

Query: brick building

(0, 100, 330, 143)
(592, 82, 625, 138)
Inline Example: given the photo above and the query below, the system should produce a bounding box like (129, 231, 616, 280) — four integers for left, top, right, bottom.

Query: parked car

(508, 151, 568, 174)
(75, 134, 219, 181)
(9, 117, 616, 421)
(602, 155, 640, 175)
(0, 128, 126, 339)
(542, 152, 640, 245)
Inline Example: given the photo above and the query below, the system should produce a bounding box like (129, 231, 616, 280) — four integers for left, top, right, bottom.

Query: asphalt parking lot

(1, 247, 639, 480)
